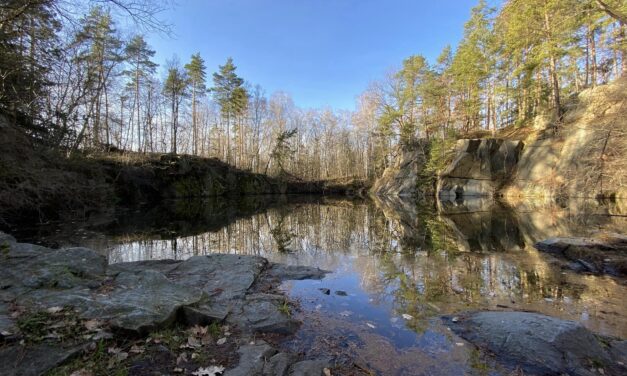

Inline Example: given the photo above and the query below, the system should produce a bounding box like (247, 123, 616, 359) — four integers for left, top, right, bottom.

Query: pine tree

(163, 59, 187, 154)
(124, 35, 157, 151)
(73, 6, 123, 148)
(212, 57, 248, 165)
(185, 53, 207, 155)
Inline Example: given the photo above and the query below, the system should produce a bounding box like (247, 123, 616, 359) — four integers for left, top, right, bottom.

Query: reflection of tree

(269, 215, 295, 253)
(100, 197, 627, 336)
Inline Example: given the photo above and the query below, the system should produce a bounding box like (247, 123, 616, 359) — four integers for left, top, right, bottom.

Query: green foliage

(416, 137, 456, 194)
(185, 53, 207, 94)
(270, 216, 295, 253)
(212, 57, 248, 120)
(269, 128, 297, 174)
(278, 299, 291, 316)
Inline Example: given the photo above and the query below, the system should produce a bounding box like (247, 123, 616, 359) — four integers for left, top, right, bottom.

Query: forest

(1, 0, 625, 181)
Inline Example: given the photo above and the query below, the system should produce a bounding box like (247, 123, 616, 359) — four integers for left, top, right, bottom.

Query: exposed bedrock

(437, 138, 524, 199)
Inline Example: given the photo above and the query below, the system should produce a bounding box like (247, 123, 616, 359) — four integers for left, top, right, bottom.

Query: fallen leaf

(176, 353, 188, 365)
(46, 306, 63, 314)
(173, 368, 184, 373)
(339, 311, 352, 317)
(189, 325, 208, 337)
(216, 337, 227, 345)
(83, 319, 103, 331)
(130, 345, 145, 354)
(402, 314, 413, 320)
(323, 368, 332, 376)
(70, 369, 93, 376)
(366, 323, 376, 329)
(116, 352, 128, 361)
(201, 334, 213, 345)
(192, 366, 225, 376)
(191, 353, 199, 360)
(185, 336, 201, 348)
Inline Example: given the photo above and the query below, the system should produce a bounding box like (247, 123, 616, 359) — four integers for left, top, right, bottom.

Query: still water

(17, 195, 627, 375)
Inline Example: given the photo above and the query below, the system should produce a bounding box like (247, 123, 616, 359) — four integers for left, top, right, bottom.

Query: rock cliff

(370, 140, 429, 197)
(371, 77, 626, 200)
(437, 138, 523, 198)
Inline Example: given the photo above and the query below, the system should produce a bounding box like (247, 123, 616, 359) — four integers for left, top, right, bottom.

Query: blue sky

(148, 0, 493, 110)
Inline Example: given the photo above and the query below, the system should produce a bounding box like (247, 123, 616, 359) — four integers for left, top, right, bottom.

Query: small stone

(318, 288, 330, 295)
(339, 311, 352, 317)
(402, 314, 413, 320)
(452, 317, 460, 323)
(335, 290, 348, 296)
(216, 337, 227, 345)
(366, 323, 376, 329)
(324, 368, 332, 376)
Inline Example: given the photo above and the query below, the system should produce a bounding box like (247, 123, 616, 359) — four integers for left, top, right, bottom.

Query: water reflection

(35, 195, 627, 374)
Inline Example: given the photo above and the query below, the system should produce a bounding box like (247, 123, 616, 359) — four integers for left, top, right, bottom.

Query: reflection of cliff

(438, 198, 525, 253)
(370, 195, 433, 252)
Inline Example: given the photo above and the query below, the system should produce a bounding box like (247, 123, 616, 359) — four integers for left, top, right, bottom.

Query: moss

(17, 307, 84, 343)
(1, 242, 9, 257)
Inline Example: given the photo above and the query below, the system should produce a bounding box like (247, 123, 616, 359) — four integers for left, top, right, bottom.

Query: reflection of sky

(81, 200, 627, 341)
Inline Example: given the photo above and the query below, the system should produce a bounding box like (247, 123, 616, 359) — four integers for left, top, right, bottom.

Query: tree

(185, 53, 207, 155)
(450, 0, 494, 132)
(124, 35, 157, 151)
(163, 58, 187, 154)
(0, 0, 59, 124)
(72, 6, 123, 149)
(212, 57, 248, 165)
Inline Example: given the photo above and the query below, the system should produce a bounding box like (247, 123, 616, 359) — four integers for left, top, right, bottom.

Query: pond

(14, 195, 627, 375)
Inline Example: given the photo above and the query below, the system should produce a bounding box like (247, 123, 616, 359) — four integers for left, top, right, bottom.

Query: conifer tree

(124, 35, 157, 151)
(185, 53, 207, 155)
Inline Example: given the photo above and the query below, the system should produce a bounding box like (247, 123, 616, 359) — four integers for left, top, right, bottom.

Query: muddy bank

(0, 232, 335, 375)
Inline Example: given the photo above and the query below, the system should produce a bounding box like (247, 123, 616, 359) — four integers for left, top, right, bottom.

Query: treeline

(353, 0, 626, 177)
(1, 0, 625, 182)
(0, 0, 368, 181)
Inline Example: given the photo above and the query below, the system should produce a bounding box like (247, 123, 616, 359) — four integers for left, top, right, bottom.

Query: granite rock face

(438, 139, 523, 199)
(371, 141, 429, 197)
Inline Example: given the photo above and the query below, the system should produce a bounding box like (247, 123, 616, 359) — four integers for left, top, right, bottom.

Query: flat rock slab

(0, 342, 87, 376)
(0, 233, 324, 334)
(0, 232, 331, 374)
(447, 311, 626, 376)
(535, 234, 627, 276)
(224, 341, 330, 376)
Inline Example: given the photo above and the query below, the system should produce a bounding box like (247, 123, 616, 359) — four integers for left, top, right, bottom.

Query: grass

(278, 300, 291, 316)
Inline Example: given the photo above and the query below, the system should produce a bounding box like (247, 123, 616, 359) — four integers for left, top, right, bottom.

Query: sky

(148, 0, 491, 111)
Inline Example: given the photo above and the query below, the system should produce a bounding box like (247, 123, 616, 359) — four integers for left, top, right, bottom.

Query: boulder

(535, 234, 627, 276)
(448, 311, 626, 376)
(224, 343, 278, 376)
